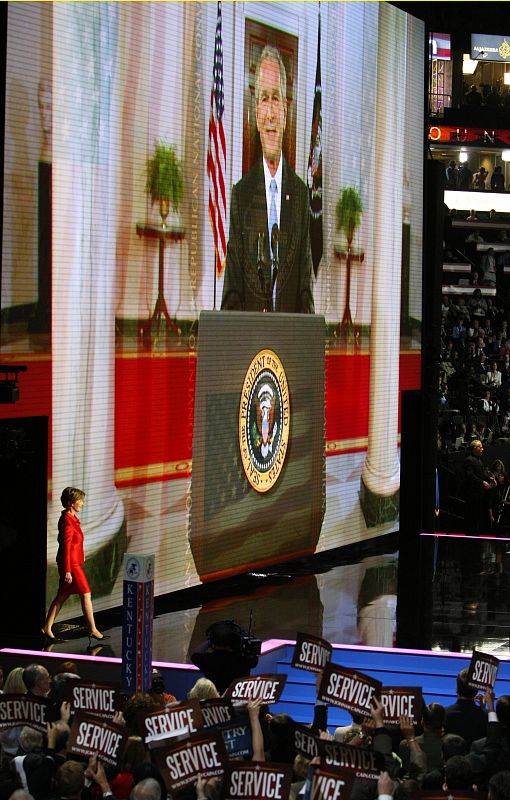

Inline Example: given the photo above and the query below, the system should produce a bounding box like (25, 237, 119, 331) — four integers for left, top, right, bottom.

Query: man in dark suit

(462, 439, 495, 533)
(221, 45, 314, 314)
(444, 667, 488, 747)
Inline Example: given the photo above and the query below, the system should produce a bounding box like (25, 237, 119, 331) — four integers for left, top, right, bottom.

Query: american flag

(208, 1, 227, 279)
(307, 12, 322, 276)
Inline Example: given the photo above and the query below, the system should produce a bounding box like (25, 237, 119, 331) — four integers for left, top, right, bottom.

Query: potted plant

(335, 186, 363, 336)
(146, 140, 183, 227)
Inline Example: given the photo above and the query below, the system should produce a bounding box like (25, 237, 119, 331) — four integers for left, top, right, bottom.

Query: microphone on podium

(257, 231, 266, 301)
(271, 223, 279, 310)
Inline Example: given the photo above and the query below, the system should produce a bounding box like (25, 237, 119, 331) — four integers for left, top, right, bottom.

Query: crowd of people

(463, 82, 510, 112)
(438, 210, 510, 533)
(1, 657, 510, 800)
(445, 160, 507, 192)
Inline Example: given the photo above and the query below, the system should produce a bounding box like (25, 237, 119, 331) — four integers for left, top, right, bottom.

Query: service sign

(68, 713, 127, 767)
(218, 714, 252, 758)
(66, 679, 121, 720)
(318, 740, 385, 780)
(140, 701, 203, 745)
(291, 633, 332, 674)
(381, 687, 422, 727)
(304, 765, 356, 800)
(224, 674, 287, 706)
(467, 649, 499, 691)
(0, 694, 52, 732)
(223, 761, 292, 800)
(154, 730, 226, 794)
(292, 723, 320, 760)
(200, 698, 235, 728)
(318, 663, 381, 716)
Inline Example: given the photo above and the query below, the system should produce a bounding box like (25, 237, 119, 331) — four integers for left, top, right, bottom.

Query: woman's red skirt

(57, 563, 91, 597)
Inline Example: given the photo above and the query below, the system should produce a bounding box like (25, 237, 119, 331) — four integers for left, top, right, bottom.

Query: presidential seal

(239, 349, 290, 493)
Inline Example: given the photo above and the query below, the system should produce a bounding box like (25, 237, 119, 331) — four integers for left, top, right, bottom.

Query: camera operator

(190, 620, 259, 695)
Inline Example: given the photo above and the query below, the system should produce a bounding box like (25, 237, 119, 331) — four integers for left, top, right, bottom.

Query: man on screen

(221, 46, 315, 314)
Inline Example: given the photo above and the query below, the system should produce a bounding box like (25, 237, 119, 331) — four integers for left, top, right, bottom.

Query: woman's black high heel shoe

(88, 632, 110, 642)
(41, 630, 64, 643)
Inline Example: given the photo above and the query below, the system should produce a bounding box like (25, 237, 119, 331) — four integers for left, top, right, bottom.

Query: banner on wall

(471, 33, 510, 61)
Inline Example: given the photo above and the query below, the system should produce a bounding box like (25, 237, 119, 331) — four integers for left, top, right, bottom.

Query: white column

(361, 5, 406, 525)
(50, 3, 125, 605)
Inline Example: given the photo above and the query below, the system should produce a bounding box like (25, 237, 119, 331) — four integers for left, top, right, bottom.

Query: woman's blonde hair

(3, 667, 27, 694)
(187, 678, 219, 701)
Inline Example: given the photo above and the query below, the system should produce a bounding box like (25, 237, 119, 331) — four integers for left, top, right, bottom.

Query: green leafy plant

(335, 187, 364, 337)
(145, 141, 183, 210)
(336, 186, 363, 247)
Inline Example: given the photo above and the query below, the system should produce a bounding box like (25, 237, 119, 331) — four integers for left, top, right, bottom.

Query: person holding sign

(41, 487, 108, 642)
(444, 667, 487, 747)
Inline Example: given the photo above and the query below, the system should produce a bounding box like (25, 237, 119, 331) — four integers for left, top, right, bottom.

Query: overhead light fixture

(462, 54, 478, 75)
(502, 150, 510, 162)
(459, 150, 468, 163)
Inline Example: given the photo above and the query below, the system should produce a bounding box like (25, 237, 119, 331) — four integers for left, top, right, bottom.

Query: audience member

(334, 712, 364, 743)
(444, 755, 475, 791)
(491, 166, 505, 192)
(3, 650, 510, 800)
(465, 229, 484, 243)
(473, 166, 488, 190)
(445, 160, 458, 189)
(399, 702, 445, 772)
(488, 770, 510, 800)
(0, 669, 28, 760)
(187, 677, 219, 701)
(53, 762, 85, 800)
(481, 247, 497, 286)
(487, 361, 502, 388)
(130, 777, 161, 800)
(462, 440, 497, 532)
(22, 666, 50, 698)
(147, 670, 176, 706)
(444, 667, 488, 746)
(466, 84, 483, 108)
(458, 162, 473, 189)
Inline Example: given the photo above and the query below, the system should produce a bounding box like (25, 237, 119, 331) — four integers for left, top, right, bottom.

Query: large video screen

(1, 2, 423, 618)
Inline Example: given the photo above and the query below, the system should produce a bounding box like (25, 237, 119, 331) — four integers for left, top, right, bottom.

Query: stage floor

(429, 533, 510, 656)
(3, 533, 510, 664)
(7, 535, 398, 662)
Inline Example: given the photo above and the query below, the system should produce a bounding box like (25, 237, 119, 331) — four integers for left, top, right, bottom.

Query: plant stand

(334, 246, 364, 341)
(136, 223, 185, 346)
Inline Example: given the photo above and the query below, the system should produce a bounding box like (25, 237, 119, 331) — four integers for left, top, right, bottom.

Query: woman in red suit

(41, 487, 108, 642)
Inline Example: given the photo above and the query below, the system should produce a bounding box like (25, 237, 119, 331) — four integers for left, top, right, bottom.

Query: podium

(190, 310, 325, 581)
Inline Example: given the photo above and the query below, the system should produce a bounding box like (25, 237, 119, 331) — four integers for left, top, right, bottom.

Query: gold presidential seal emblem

(239, 349, 290, 493)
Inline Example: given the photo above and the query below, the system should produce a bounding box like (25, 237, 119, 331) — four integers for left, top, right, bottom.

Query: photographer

(190, 620, 259, 694)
